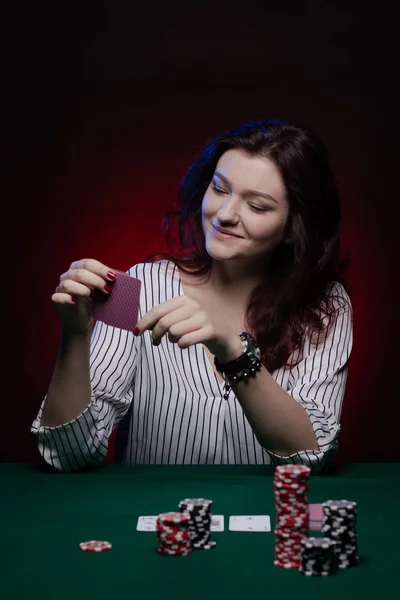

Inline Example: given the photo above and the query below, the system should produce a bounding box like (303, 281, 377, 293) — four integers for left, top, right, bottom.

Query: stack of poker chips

(274, 465, 311, 569)
(179, 498, 216, 550)
(322, 500, 359, 568)
(156, 511, 193, 556)
(299, 537, 337, 576)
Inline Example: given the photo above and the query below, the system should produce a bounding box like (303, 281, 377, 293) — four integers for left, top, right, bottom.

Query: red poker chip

(275, 498, 308, 507)
(158, 532, 191, 542)
(275, 471, 309, 479)
(276, 522, 309, 531)
(159, 544, 192, 552)
(159, 540, 188, 548)
(156, 522, 189, 530)
(157, 512, 191, 526)
(275, 465, 311, 476)
(276, 548, 301, 554)
(274, 484, 308, 493)
(275, 480, 308, 488)
(276, 551, 301, 557)
(274, 559, 301, 569)
(274, 488, 308, 496)
(276, 538, 302, 546)
(79, 540, 112, 552)
(156, 522, 190, 530)
(276, 535, 303, 544)
(275, 529, 307, 538)
(156, 527, 177, 535)
(159, 541, 191, 549)
(275, 546, 301, 554)
(275, 550, 301, 558)
(275, 502, 308, 510)
(156, 524, 185, 533)
(275, 528, 305, 540)
(275, 541, 302, 550)
(275, 512, 308, 520)
(275, 507, 308, 514)
(275, 552, 301, 561)
(275, 507, 308, 516)
(275, 492, 308, 499)
(275, 485, 308, 492)
(275, 482, 308, 490)
(275, 537, 304, 546)
(274, 471, 309, 480)
(275, 545, 302, 555)
(276, 515, 309, 525)
(275, 498, 308, 506)
(275, 495, 308, 500)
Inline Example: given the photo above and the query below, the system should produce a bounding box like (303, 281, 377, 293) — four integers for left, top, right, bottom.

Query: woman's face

(202, 149, 290, 265)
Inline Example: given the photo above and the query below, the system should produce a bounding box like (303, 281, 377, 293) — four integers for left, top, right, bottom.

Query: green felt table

(1, 463, 399, 600)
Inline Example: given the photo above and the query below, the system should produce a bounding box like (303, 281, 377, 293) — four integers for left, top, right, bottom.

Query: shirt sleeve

(266, 281, 353, 473)
(31, 280, 139, 473)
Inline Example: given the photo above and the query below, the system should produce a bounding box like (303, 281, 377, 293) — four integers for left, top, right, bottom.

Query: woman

(31, 119, 353, 473)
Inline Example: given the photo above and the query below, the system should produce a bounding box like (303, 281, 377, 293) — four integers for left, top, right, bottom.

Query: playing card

(136, 515, 225, 532)
(229, 515, 271, 532)
(210, 515, 224, 532)
(136, 516, 159, 531)
(309, 503, 324, 531)
(92, 271, 141, 333)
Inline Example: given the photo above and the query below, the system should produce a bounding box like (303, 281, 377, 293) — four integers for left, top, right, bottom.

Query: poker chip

(299, 537, 337, 576)
(179, 498, 217, 551)
(156, 511, 193, 556)
(157, 511, 191, 526)
(273, 465, 311, 569)
(79, 540, 112, 552)
(321, 500, 359, 568)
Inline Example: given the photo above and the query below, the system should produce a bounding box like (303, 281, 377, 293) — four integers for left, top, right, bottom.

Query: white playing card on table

(136, 515, 225, 532)
(229, 515, 271, 532)
(210, 515, 224, 532)
(136, 516, 158, 531)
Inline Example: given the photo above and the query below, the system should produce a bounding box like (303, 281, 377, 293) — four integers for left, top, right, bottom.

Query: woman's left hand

(135, 296, 243, 362)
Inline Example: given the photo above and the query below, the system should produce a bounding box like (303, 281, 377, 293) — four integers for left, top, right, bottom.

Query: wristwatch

(214, 332, 262, 399)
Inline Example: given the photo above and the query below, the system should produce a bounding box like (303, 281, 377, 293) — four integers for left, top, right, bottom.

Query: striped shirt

(31, 259, 353, 473)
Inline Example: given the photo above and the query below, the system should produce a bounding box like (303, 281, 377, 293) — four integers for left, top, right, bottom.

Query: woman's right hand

(51, 258, 117, 334)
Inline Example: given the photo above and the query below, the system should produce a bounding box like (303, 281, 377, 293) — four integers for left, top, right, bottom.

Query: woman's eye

(211, 184, 227, 194)
(249, 205, 268, 213)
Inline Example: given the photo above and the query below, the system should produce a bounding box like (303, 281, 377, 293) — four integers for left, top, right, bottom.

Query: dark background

(3, 1, 399, 463)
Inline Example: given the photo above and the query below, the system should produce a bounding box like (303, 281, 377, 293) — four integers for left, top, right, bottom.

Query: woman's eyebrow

(214, 171, 279, 204)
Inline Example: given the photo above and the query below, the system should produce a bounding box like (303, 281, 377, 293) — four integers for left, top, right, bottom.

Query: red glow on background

(12, 149, 395, 465)
(4, 3, 399, 464)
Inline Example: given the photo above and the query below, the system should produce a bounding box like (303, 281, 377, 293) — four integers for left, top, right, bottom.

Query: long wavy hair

(144, 119, 351, 372)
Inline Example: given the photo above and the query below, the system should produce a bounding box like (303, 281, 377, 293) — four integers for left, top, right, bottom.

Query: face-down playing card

(92, 270, 141, 333)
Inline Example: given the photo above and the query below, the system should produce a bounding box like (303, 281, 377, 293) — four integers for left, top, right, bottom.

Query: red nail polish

(105, 284, 113, 293)
(107, 271, 116, 280)
(133, 327, 140, 336)
(71, 296, 77, 303)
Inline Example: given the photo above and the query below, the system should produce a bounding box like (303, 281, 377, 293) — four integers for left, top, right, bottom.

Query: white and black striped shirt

(31, 260, 353, 473)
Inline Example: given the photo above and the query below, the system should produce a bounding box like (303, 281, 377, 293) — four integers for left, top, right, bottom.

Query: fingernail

(107, 271, 116, 281)
(71, 296, 77, 303)
(133, 327, 140, 336)
(89, 290, 95, 299)
(105, 284, 113, 293)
